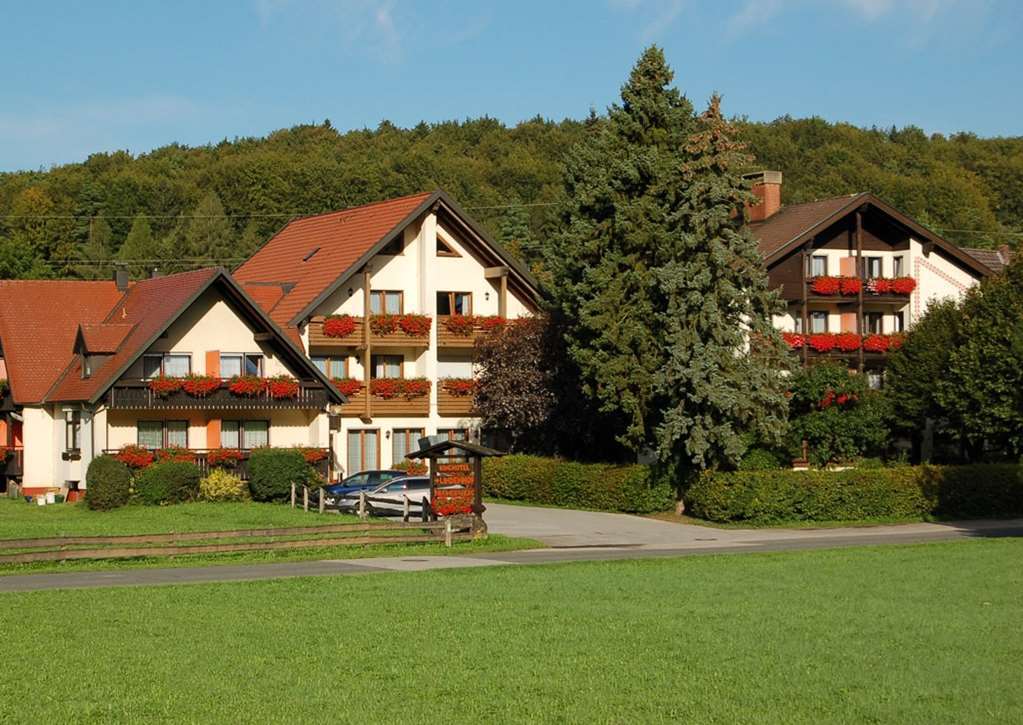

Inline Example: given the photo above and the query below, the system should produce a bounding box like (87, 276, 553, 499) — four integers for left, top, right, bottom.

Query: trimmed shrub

(686, 464, 1023, 524)
(199, 468, 249, 502)
(135, 462, 201, 506)
(483, 455, 674, 513)
(248, 448, 309, 502)
(738, 447, 785, 471)
(85, 455, 132, 511)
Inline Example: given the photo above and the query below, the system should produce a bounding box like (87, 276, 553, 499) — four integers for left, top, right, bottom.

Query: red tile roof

(79, 323, 134, 353)
(47, 269, 219, 403)
(234, 192, 434, 327)
(750, 194, 865, 257)
(0, 281, 126, 404)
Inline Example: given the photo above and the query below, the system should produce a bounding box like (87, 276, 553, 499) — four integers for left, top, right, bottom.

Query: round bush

(200, 468, 249, 502)
(135, 461, 201, 506)
(738, 447, 784, 471)
(248, 448, 309, 502)
(85, 455, 132, 511)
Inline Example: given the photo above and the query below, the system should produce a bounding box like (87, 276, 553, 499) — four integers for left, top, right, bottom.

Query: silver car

(345, 476, 432, 516)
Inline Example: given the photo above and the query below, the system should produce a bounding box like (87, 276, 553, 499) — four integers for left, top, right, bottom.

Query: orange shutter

(205, 350, 220, 377)
(839, 256, 856, 277)
(206, 419, 222, 449)
(840, 312, 858, 333)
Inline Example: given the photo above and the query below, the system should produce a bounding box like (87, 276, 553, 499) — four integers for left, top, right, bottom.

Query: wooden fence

(291, 483, 434, 523)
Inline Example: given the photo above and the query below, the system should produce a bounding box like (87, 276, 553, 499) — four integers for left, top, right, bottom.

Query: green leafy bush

(687, 464, 1023, 524)
(135, 462, 201, 506)
(738, 447, 785, 471)
(199, 468, 249, 502)
(248, 448, 309, 502)
(85, 455, 132, 511)
(483, 455, 674, 513)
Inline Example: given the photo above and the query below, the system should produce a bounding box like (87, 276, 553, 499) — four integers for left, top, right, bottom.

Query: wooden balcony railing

(107, 380, 331, 410)
(308, 316, 430, 349)
(101, 448, 330, 481)
(336, 389, 429, 418)
(437, 387, 475, 417)
(436, 316, 484, 348)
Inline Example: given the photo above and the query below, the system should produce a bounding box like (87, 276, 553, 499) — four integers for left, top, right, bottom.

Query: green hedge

(686, 464, 1023, 524)
(248, 448, 309, 502)
(85, 455, 132, 511)
(482, 455, 675, 513)
(135, 462, 201, 505)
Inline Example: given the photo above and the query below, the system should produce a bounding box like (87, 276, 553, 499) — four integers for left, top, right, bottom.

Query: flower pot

(36, 495, 46, 506)
(45, 492, 55, 504)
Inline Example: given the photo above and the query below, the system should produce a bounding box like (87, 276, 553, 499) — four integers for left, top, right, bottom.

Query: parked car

(314, 470, 404, 506)
(335, 476, 432, 516)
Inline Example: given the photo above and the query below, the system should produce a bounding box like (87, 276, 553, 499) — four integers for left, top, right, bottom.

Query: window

(864, 312, 883, 334)
(347, 429, 380, 472)
(893, 256, 904, 277)
(392, 428, 424, 466)
(369, 291, 403, 315)
(136, 420, 187, 449)
(894, 311, 905, 333)
(809, 311, 828, 334)
(220, 420, 270, 449)
(220, 353, 263, 378)
(436, 292, 472, 316)
(436, 237, 459, 257)
(143, 353, 191, 379)
(809, 255, 828, 277)
(372, 354, 402, 379)
(312, 356, 347, 379)
(380, 236, 403, 255)
(867, 370, 884, 390)
(864, 257, 883, 280)
(65, 411, 81, 453)
(793, 316, 804, 333)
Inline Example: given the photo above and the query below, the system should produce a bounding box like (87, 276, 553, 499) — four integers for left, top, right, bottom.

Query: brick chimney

(743, 170, 783, 222)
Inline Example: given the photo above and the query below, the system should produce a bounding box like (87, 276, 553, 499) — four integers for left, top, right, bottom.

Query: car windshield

(344, 473, 369, 486)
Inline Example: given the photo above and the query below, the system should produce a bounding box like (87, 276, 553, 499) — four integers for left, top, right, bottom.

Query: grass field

(2, 539, 1020, 723)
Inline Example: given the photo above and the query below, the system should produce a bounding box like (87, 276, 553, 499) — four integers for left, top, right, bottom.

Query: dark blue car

(321, 470, 404, 499)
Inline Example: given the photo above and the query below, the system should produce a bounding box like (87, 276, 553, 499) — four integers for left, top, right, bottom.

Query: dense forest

(0, 112, 1020, 280)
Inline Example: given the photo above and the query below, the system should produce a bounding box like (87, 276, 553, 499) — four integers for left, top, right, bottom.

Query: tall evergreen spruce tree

(182, 191, 236, 261)
(117, 214, 160, 278)
(549, 48, 789, 489)
(73, 214, 113, 279)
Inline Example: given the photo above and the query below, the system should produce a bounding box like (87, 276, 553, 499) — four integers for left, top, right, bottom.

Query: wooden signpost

(406, 439, 504, 536)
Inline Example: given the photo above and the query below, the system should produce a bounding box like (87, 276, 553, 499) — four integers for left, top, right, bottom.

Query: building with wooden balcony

(0, 269, 342, 495)
(748, 171, 998, 386)
(234, 190, 541, 477)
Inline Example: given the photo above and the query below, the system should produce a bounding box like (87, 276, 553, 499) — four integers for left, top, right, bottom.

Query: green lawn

(2, 539, 1021, 723)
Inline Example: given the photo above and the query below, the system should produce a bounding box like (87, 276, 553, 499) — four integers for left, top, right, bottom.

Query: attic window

(437, 237, 459, 257)
(380, 236, 403, 255)
(303, 247, 321, 262)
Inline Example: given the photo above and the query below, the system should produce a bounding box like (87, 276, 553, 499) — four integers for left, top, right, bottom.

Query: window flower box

(782, 332, 805, 350)
(265, 375, 299, 399)
(834, 333, 861, 352)
(478, 315, 507, 331)
(148, 375, 183, 397)
(227, 375, 265, 397)
(331, 377, 363, 397)
(866, 277, 916, 295)
(114, 444, 155, 469)
(323, 314, 357, 338)
(807, 333, 837, 352)
(397, 314, 432, 338)
(443, 314, 477, 336)
(181, 374, 220, 397)
(369, 378, 431, 400)
(299, 447, 328, 464)
(207, 448, 244, 467)
(156, 446, 195, 463)
(441, 378, 476, 396)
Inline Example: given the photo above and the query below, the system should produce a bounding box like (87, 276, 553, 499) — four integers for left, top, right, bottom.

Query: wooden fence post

(359, 491, 367, 520)
(444, 517, 452, 548)
(303, 485, 309, 512)
(290, 483, 296, 508)
(403, 494, 410, 522)
(421, 496, 430, 523)
(319, 488, 325, 514)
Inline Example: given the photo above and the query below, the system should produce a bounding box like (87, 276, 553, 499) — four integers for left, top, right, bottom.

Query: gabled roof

(0, 280, 126, 404)
(0, 268, 344, 406)
(751, 192, 994, 278)
(233, 189, 540, 328)
(962, 246, 1013, 273)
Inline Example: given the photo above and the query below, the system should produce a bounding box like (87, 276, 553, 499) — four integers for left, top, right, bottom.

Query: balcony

(101, 448, 330, 481)
(783, 333, 904, 359)
(335, 388, 430, 418)
(309, 315, 431, 349)
(436, 315, 505, 348)
(107, 379, 331, 410)
(793, 276, 916, 305)
(437, 384, 476, 417)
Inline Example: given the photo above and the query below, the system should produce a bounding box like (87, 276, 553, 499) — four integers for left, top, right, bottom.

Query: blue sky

(1, 0, 1020, 171)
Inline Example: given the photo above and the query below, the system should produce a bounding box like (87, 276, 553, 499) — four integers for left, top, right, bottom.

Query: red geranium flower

(323, 315, 357, 338)
(182, 374, 220, 397)
(810, 276, 841, 296)
(207, 448, 244, 467)
(891, 277, 917, 295)
(265, 375, 299, 399)
(478, 315, 506, 331)
(444, 314, 477, 336)
(369, 378, 401, 399)
(400, 378, 431, 399)
(299, 447, 328, 464)
(839, 277, 862, 296)
(808, 333, 836, 352)
(156, 446, 195, 463)
(331, 378, 363, 397)
(863, 334, 890, 353)
(442, 378, 476, 396)
(148, 375, 182, 397)
(114, 444, 154, 469)
(370, 314, 399, 335)
(227, 375, 265, 397)
(782, 332, 805, 350)
(835, 333, 861, 352)
(397, 314, 432, 337)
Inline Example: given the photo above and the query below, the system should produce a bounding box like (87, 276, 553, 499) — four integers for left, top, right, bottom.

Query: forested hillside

(0, 114, 1019, 280)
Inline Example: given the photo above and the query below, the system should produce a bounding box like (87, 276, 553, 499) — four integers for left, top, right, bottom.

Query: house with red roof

(0, 269, 341, 495)
(746, 171, 997, 388)
(234, 189, 541, 478)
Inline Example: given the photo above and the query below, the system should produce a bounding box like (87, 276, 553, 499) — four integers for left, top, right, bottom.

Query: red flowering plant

(810, 276, 842, 295)
(370, 314, 399, 335)
(834, 332, 861, 352)
(443, 314, 477, 336)
(331, 377, 363, 397)
(432, 488, 474, 516)
(156, 446, 195, 463)
(399, 378, 431, 399)
(265, 375, 299, 399)
(891, 277, 917, 295)
(888, 333, 906, 351)
(478, 315, 506, 332)
(441, 378, 476, 396)
(322, 314, 357, 338)
(838, 277, 862, 296)
(397, 314, 432, 337)
(182, 374, 220, 397)
(395, 459, 428, 476)
(298, 447, 328, 464)
(862, 334, 891, 353)
(227, 375, 265, 397)
(148, 375, 182, 397)
(369, 378, 401, 399)
(781, 332, 805, 350)
(807, 333, 837, 352)
(114, 444, 155, 469)
(866, 278, 892, 294)
(819, 388, 859, 410)
(207, 448, 244, 467)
